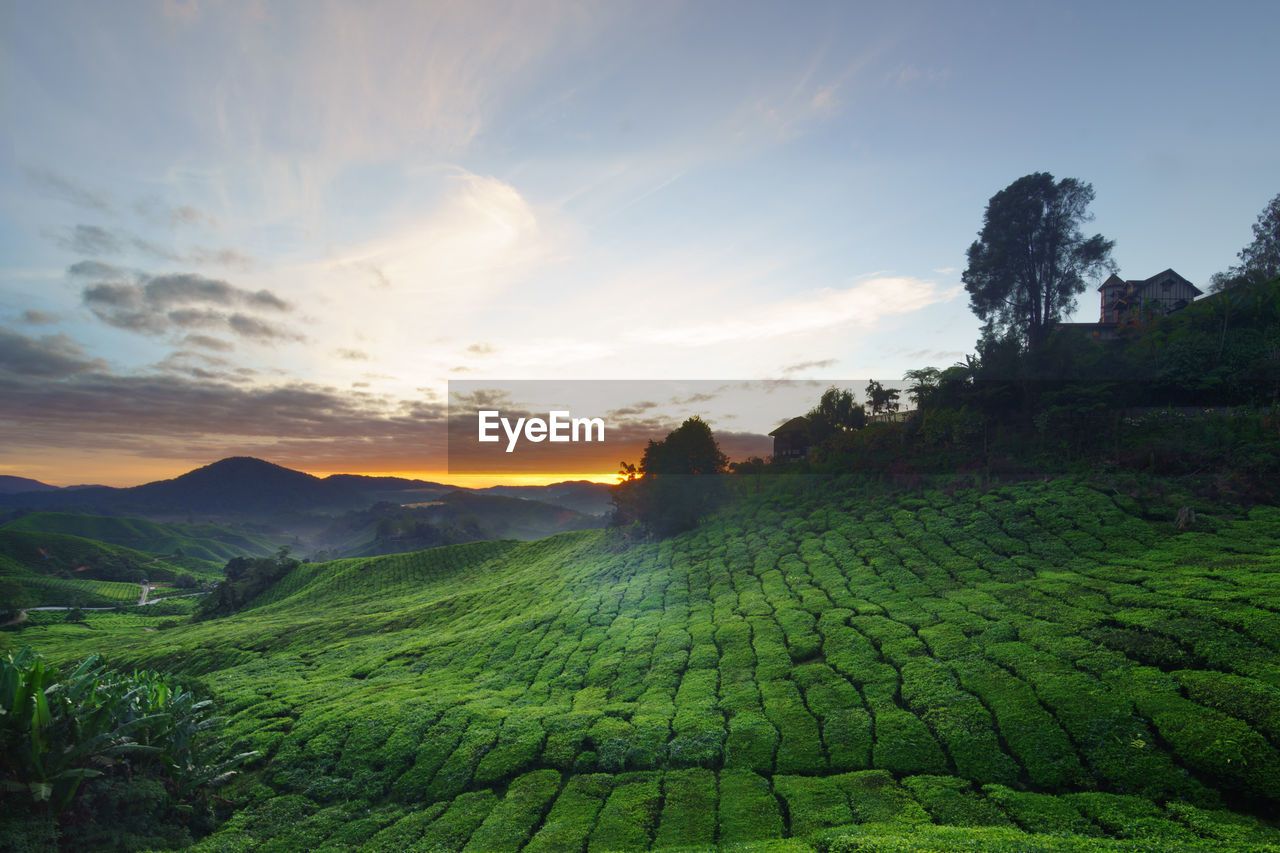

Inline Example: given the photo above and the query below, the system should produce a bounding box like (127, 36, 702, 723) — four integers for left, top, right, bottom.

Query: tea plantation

(8, 476, 1280, 851)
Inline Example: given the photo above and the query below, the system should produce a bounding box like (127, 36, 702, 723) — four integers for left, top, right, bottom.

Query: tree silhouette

(611, 416, 727, 536)
(864, 380, 901, 416)
(963, 173, 1115, 350)
(806, 386, 864, 444)
(1211, 192, 1280, 292)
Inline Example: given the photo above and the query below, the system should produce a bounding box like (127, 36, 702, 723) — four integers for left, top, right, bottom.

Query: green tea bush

(776, 774, 854, 838)
(425, 722, 498, 801)
(870, 706, 947, 775)
(359, 803, 448, 853)
(1065, 792, 1199, 842)
(1173, 668, 1280, 742)
(653, 768, 718, 849)
(461, 769, 560, 852)
(414, 790, 497, 851)
(898, 658, 1019, 784)
(724, 710, 778, 772)
(717, 769, 784, 845)
(981, 785, 1101, 837)
(951, 658, 1086, 788)
(1164, 801, 1280, 845)
(587, 771, 661, 852)
(472, 711, 547, 786)
(902, 774, 1013, 827)
(760, 680, 825, 773)
(523, 773, 613, 853)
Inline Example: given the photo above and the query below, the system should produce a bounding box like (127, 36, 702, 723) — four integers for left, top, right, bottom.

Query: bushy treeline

(752, 276, 1280, 494)
(194, 547, 299, 619)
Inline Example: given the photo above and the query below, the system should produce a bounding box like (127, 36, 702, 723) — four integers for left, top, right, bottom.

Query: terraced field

(10, 477, 1280, 851)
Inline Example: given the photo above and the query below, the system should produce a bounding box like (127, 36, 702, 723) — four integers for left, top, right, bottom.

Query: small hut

(769, 416, 810, 460)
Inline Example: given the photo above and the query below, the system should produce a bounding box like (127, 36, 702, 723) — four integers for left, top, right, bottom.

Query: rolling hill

(9, 475, 1280, 850)
(2, 511, 283, 563)
(0, 528, 220, 607)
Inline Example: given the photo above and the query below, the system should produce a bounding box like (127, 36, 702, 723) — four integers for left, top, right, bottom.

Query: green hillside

(7, 476, 1280, 850)
(0, 528, 220, 607)
(2, 511, 282, 563)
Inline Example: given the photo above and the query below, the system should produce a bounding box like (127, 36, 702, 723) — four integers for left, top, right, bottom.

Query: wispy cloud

(49, 223, 253, 269)
(49, 225, 122, 255)
(782, 358, 838, 375)
(635, 277, 960, 347)
(24, 167, 113, 213)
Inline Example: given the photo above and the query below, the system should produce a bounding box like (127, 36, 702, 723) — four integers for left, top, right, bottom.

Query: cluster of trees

(611, 416, 728, 536)
(611, 177, 1279, 531)
(195, 547, 299, 619)
(758, 178, 1280, 477)
(963, 174, 1278, 354)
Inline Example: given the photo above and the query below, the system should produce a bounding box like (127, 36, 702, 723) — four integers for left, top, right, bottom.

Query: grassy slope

(0, 528, 222, 607)
(7, 477, 1280, 851)
(2, 511, 282, 563)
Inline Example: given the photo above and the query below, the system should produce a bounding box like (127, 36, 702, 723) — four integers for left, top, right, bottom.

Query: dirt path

(138, 582, 150, 606)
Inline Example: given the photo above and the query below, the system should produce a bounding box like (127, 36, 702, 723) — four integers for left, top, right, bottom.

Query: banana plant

(0, 647, 255, 816)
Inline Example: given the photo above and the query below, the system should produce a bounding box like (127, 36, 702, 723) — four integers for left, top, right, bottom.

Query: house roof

(1140, 268, 1202, 296)
(768, 416, 809, 437)
(1096, 268, 1202, 296)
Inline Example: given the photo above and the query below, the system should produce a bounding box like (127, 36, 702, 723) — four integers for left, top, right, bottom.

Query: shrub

(717, 770, 784, 845)
(870, 707, 947, 775)
(462, 769, 560, 852)
(652, 768, 717, 849)
(902, 775, 1013, 827)
(524, 773, 613, 853)
(587, 771, 661, 852)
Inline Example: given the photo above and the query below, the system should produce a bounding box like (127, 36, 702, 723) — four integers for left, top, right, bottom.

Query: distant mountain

(323, 474, 453, 491)
(0, 475, 57, 495)
(0, 457, 363, 517)
(479, 480, 613, 516)
(121, 457, 364, 515)
(0, 458, 614, 521)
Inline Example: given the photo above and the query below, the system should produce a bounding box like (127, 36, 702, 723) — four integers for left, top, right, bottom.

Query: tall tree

(1210, 192, 1280, 292)
(864, 380, 901, 416)
(962, 173, 1115, 350)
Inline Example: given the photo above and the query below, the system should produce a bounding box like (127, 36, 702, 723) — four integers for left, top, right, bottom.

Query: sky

(1, 0, 1278, 487)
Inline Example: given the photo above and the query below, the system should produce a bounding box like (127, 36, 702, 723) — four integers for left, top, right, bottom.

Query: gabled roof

(1139, 268, 1202, 296)
(1097, 269, 1202, 297)
(768, 416, 809, 437)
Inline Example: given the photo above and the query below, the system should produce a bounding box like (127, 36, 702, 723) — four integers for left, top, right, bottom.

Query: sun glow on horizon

(305, 470, 620, 488)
